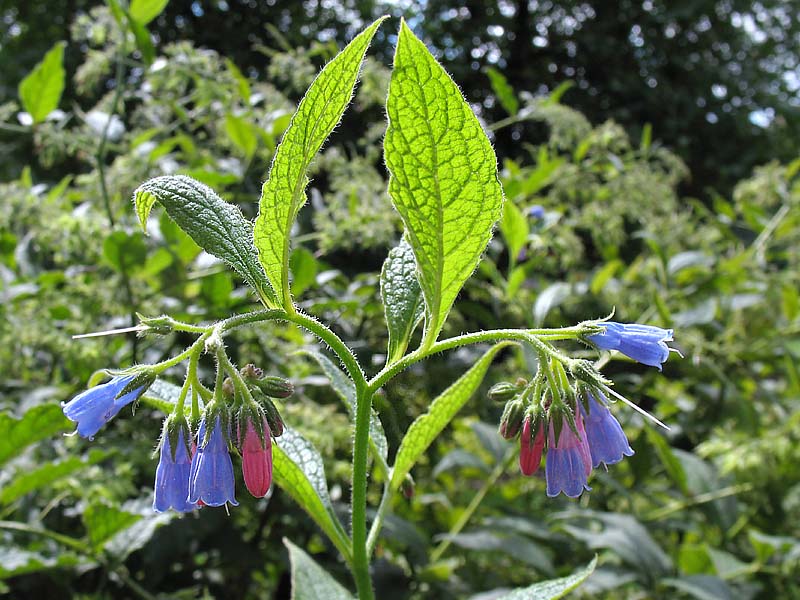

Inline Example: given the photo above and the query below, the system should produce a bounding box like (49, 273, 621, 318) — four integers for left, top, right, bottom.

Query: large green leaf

(274, 427, 350, 559)
(300, 349, 388, 467)
(129, 0, 169, 25)
(0, 450, 106, 505)
(18, 42, 66, 124)
(496, 557, 597, 600)
(82, 503, 141, 551)
(390, 342, 513, 490)
(0, 404, 70, 467)
(381, 238, 424, 363)
(384, 22, 504, 348)
(285, 538, 354, 600)
(133, 175, 277, 307)
(254, 17, 386, 308)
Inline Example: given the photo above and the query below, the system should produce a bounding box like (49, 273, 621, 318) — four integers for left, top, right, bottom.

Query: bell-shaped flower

(239, 416, 273, 498)
(519, 414, 545, 476)
(587, 322, 674, 370)
(580, 392, 634, 468)
(545, 412, 592, 498)
(188, 416, 238, 507)
(62, 374, 146, 440)
(153, 420, 197, 513)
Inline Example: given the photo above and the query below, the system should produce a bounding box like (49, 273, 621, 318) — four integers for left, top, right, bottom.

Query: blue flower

(587, 322, 674, 370)
(188, 416, 238, 507)
(154, 425, 197, 513)
(528, 205, 545, 219)
(580, 392, 634, 468)
(545, 414, 593, 498)
(62, 375, 145, 440)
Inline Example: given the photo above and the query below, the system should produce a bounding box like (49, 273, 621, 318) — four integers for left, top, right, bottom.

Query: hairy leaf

(384, 22, 504, 348)
(274, 427, 349, 558)
(18, 42, 66, 124)
(255, 17, 386, 307)
(390, 342, 513, 490)
(0, 405, 70, 467)
(496, 557, 596, 600)
(133, 175, 277, 306)
(381, 238, 424, 363)
(285, 538, 354, 600)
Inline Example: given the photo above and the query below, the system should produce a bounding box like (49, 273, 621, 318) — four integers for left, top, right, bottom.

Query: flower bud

(499, 397, 525, 440)
(137, 314, 176, 336)
(488, 381, 520, 403)
(253, 391, 284, 438)
(238, 410, 273, 499)
(519, 413, 545, 476)
(254, 375, 295, 399)
(240, 363, 264, 381)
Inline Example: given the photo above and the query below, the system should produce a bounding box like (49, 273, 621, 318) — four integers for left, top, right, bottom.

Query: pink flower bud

(240, 418, 273, 498)
(519, 415, 545, 476)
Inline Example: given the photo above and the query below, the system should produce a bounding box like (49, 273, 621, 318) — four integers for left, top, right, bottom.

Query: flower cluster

(61, 364, 291, 513)
(494, 321, 675, 497)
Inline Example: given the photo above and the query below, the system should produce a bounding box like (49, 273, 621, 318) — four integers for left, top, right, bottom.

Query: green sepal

(114, 369, 157, 402)
(254, 375, 295, 399)
(200, 402, 231, 449)
(499, 396, 525, 440)
(252, 389, 285, 438)
(235, 402, 269, 451)
(159, 413, 192, 462)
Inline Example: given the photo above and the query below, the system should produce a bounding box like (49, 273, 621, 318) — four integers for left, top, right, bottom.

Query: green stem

(366, 479, 391, 556)
(369, 327, 582, 393)
(351, 385, 375, 600)
(429, 450, 515, 563)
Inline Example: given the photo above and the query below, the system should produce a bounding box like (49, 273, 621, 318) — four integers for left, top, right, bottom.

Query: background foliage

(1, 1, 799, 598)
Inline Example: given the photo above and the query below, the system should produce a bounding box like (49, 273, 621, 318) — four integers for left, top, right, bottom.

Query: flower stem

(351, 385, 375, 600)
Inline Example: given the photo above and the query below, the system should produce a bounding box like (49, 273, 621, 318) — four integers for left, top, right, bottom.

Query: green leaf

(0, 405, 70, 467)
(500, 200, 529, 265)
(390, 342, 513, 490)
(0, 548, 84, 579)
(127, 14, 155, 64)
(102, 230, 148, 273)
(254, 17, 386, 308)
(18, 42, 66, 124)
(226, 58, 252, 103)
(300, 350, 388, 465)
(645, 428, 689, 496)
(496, 556, 597, 600)
(274, 427, 350, 559)
(381, 238, 424, 363)
(0, 450, 106, 505)
(289, 246, 318, 296)
(129, 0, 169, 25)
(83, 503, 141, 550)
(284, 538, 354, 600)
(384, 22, 504, 348)
(133, 175, 277, 307)
(225, 113, 258, 159)
(487, 66, 519, 115)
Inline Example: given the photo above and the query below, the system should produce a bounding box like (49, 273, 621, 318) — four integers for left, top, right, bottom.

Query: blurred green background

(1, 1, 799, 598)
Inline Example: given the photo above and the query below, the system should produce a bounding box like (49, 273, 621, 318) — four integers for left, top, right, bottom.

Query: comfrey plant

(62, 19, 677, 598)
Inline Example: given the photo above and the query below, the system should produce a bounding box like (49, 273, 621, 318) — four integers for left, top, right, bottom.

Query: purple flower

(188, 416, 238, 507)
(545, 414, 592, 498)
(62, 375, 145, 440)
(154, 424, 197, 513)
(528, 205, 545, 219)
(587, 322, 674, 370)
(580, 392, 634, 468)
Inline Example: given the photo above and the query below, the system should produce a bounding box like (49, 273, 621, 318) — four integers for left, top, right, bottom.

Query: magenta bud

(239, 416, 273, 499)
(519, 415, 545, 476)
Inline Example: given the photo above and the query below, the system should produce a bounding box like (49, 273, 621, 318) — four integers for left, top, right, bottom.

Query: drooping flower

(545, 413, 592, 498)
(519, 414, 545, 476)
(587, 322, 674, 370)
(188, 416, 238, 507)
(62, 374, 146, 440)
(154, 421, 197, 513)
(239, 417, 272, 498)
(579, 392, 634, 468)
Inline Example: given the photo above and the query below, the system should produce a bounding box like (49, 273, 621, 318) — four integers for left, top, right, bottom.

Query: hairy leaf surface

(133, 175, 277, 306)
(384, 22, 503, 347)
(381, 238, 424, 363)
(254, 18, 385, 307)
(390, 342, 513, 490)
